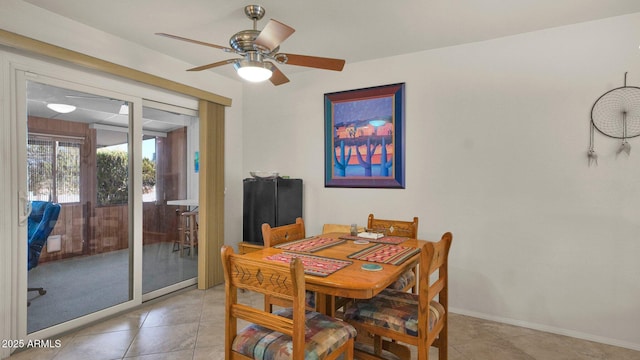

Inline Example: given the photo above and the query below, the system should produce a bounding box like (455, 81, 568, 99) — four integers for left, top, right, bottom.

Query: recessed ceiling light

(47, 103, 77, 113)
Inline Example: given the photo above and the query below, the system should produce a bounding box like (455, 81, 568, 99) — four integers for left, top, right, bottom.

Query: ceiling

(21, 0, 640, 82)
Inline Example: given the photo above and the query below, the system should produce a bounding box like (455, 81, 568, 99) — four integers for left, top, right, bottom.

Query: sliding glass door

(16, 65, 200, 340)
(25, 80, 135, 333)
(4, 49, 207, 355)
(141, 103, 199, 297)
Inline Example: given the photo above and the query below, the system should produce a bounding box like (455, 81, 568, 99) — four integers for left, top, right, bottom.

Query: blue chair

(27, 201, 61, 306)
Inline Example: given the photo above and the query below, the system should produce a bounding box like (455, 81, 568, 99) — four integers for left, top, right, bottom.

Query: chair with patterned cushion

(261, 217, 316, 312)
(344, 232, 452, 360)
(368, 213, 420, 294)
(221, 245, 356, 360)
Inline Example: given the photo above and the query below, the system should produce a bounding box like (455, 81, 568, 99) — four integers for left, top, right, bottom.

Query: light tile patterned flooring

(10, 286, 640, 360)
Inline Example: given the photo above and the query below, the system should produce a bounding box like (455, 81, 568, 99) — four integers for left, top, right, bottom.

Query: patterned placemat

(274, 236, 346, 253)
(347, 244, 421, 265)
(339, 235, 408, 245)
(264, 252, 353, 277)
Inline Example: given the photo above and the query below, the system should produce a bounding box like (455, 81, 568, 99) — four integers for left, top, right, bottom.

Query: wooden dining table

(240, 232, 425, 315)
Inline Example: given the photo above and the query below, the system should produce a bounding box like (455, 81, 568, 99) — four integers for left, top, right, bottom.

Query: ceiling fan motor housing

(229, 29, 261, 53)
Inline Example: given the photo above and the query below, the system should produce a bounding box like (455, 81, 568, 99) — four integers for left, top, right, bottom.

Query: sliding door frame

(13, 68, 144, 342)
(0, 28, 228, 358)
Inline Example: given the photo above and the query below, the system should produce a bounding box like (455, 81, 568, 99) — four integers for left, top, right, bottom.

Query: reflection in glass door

(25, 81, 133, 333)
(141, 104, 199, 296)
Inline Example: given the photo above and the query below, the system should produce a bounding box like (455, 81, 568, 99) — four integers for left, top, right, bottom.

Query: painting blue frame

(324, 83, 405, 188)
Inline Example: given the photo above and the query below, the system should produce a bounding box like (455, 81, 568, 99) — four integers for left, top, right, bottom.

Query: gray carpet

(27, 242, 197, 333)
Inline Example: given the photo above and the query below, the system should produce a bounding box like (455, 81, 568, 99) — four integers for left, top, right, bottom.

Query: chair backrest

(28, 201, 61, 270)
(221, 245, 306, 359)
(367, 213, 419, 238)
(261, 217, 305, 248)
(418, 232, 452, 349)
(321, 223, 365, 234)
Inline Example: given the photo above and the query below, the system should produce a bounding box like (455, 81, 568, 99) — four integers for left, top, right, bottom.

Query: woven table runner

(274, 236, 345, 253)
(339, 235, 408, 245)
(264, 252, 353, 277)
(347, 244, 421, 265)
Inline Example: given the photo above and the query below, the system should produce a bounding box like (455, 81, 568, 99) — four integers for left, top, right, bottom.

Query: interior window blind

(27, 134, 82, 203)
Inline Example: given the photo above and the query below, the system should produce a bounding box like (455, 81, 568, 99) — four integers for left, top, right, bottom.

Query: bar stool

(173, 210, 198, 256)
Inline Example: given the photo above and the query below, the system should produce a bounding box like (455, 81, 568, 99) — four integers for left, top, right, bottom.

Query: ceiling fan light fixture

(47, 103, 76, 113)
(234, 60, 273, 82)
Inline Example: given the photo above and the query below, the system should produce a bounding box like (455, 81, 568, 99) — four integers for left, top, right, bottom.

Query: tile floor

(9, 286, 640, 360)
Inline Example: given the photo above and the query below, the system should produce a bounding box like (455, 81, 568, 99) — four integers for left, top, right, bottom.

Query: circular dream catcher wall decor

(589, 72, 640, 166)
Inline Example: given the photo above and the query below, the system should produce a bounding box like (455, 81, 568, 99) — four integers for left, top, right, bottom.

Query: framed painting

(324, 83, 405, 188)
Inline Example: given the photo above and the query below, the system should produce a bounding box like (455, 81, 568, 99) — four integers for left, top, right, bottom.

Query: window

(142, 137, 157, 202)
(27, 136, 81, 203)
(96, 144, 129, 206)
(95, 137, 157, 206)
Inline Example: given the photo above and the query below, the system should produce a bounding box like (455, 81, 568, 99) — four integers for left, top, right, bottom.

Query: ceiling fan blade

(269, 64, 290, 86)
(187, 59, 238, 72)
(254, 19, 295, 52)
(155, 32, 234, 52)
(279, 53, 345, 71)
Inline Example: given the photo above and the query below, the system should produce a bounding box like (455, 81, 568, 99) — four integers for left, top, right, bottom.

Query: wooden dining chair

(367, 213, 419, 238)
(368, 213, 420, 293)
(261, 217, 315, 312)
(321, 223, 365, 234)
(343, 232, 452, 360)
(262, 217, 306, 248)
(221, 245, 356, 360)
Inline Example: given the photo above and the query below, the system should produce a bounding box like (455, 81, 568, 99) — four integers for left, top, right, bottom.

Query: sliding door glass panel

(26, 81, 133, 333)
(142, 104, 198, 295)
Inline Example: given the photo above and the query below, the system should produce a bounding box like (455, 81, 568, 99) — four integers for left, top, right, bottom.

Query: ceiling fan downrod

(244, 4, 265, 30)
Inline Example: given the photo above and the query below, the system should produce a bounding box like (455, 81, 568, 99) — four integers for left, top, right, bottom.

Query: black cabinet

(243, 177, 303, 245)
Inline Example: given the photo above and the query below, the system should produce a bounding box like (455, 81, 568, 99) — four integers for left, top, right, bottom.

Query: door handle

(18, 191, 31, 226)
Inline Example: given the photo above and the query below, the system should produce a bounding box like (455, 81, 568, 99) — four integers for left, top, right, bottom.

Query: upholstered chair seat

(232, 308, 357, 359)
(385, 270, 416, 292)
(344, 289, 445, 336)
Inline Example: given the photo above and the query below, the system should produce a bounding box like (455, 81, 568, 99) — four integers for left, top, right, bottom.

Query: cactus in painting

(334, 140, 352, 176)
(356, 137, 379, 177)
(380, 137, 393, 176)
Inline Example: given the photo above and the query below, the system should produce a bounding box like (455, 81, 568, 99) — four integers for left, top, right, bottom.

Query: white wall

(242, 13, 640, 349)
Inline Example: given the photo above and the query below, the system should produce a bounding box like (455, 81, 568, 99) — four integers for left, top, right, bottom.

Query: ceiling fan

(156, 4, 345, 85)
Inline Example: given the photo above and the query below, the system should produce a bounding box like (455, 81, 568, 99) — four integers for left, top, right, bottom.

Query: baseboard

(448, 307, 640, 352)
